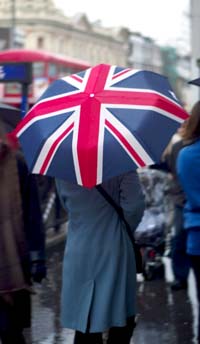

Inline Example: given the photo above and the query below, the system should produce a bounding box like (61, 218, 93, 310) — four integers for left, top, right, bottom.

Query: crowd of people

(0, 92, 200, 344)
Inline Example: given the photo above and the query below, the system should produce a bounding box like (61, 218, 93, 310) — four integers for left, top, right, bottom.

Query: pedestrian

(162, 128, 190, 291)
(0, 118, 46, 344)
(56, 171, 145, 344)
(149, 128, 190, 290)
(176, 100, 200, 343)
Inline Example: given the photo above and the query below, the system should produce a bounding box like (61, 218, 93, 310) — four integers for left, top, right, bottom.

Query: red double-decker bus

(0, 49, 90, 107)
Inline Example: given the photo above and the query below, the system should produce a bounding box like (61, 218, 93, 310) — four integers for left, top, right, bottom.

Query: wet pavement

(30, 240, 198, 344)
(134, 276, 195, 343)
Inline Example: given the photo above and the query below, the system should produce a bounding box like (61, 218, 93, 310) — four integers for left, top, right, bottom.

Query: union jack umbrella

(13, 64, 189, 188)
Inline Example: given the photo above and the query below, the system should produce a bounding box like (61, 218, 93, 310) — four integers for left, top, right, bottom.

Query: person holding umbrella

(177, 100, 200, 343)
(11, 63, 189, 343)
(56, 171, 145, 344)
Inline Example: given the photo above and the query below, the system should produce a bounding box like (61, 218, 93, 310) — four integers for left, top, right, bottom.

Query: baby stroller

(135, 208, 166, 281)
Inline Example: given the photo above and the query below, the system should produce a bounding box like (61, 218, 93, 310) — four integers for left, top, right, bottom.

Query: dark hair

(181, 101, 200, 144)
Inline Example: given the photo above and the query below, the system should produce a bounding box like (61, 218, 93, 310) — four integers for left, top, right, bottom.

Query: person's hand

(1, 293, 13, 305)
(31, 260, 47, 283)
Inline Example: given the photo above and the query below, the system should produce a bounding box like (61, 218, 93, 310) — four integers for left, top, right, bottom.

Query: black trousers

(0, 290, 30, 344)
(190, 255, 200, 343)
(0, 330, 26, 344)
(74, 316, 136, 344)
(171, 207, 190, 282)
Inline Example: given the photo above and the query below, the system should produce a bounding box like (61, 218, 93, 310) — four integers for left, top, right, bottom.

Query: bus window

(5, 83, 22, 95)
(33, 62, 45, 78)
(59, 66, 73, 77)
(5, 83, 32, 96)
(48, 63, 58, 78)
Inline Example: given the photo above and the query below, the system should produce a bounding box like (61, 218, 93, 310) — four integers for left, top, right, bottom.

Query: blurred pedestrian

(177, 100, 200, 343)
(149, 128, 190, 290)
(162, 127, 190, 291)
(0, 119, 46, 344)
(56, 171, 145, 344)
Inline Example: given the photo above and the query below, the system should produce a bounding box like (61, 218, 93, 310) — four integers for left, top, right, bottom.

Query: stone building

(0, 0, 129, 66)
(190, 0, 200, 102)
(0, 0, 191, 105)
(128, 32, 163, 74)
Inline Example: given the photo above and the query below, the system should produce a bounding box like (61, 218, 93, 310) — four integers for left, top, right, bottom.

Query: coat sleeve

(177, 147, 200, 210)
(119, 171, 145, 232)
(55, 179, 69, 211)
(16, 151, 46, 261)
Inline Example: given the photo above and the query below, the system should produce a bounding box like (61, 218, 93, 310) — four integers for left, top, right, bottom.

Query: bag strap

(96, 185, 136, 246)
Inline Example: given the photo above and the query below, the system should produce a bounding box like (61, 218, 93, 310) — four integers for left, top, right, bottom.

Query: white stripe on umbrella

(105, 103, 184, 123)
(104, 107, 154, 167)
(29, 88, 82, 113)
(62, 68, 91, 91)
(96, 108, 106, 185)
(16, 107, 77, 137)
(106, 66, 141, 88)
(32, 113, 76, 174)
(72, 107, 83, 186)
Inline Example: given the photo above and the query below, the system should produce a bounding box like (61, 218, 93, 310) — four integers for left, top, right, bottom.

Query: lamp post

(10, 0, 16, 48)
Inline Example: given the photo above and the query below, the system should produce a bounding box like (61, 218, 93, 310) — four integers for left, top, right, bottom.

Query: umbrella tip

(188, 78, 200, 86)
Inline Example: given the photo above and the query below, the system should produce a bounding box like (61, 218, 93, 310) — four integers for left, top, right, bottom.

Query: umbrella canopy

(13, 64, 189, 188)
(188, 77, 200, 87)
(0, 103, 21, 131)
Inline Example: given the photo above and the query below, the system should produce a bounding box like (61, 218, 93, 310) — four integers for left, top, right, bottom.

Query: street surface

(30, 240, 198, 344)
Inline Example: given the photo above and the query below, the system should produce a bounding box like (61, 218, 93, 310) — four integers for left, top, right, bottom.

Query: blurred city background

(0, 0, 199, 110)
(0, 0, 200, 343)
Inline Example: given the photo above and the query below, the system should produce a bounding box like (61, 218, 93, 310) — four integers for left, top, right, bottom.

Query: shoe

(170, 280, 187, 291)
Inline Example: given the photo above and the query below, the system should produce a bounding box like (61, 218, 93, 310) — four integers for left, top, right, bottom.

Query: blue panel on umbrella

(47, 132, 76, 183)
(38, 79, 79, 101)
(76, 70, 88, 78)
(103, 128, 138, 181)
(19, 112, 74, 170)
(114, 66, 127, 74)
(111, 71, 180, 104)
(106, 107, 180, 162)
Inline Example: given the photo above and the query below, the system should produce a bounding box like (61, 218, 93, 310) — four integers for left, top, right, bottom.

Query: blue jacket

(177, 139, 200, 255)
(56, 171, 145, 333)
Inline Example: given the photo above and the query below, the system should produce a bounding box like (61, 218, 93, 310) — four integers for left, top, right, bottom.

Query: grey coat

(56, 171, 145, 333)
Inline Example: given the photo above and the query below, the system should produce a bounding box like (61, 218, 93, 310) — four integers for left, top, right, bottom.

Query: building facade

(0, 0, 192, 104)
(128, 33, 163, 74)
(0, 0, 129, 66)
(161, 46, 191, 107)
(190, 0, 200, 102)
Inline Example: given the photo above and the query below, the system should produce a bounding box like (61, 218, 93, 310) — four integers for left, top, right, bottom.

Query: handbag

(96, 185, 143, 273)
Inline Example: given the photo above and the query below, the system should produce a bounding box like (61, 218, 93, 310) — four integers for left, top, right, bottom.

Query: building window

(48, 63, 58, 78)
(37, 37, 44, 49)
(33, 62, 45, 77)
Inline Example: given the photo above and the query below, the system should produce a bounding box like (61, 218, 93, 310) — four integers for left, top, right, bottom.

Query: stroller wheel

(143, 265, 154, 281)
(143, 261, 165, 281)
(142, 246, 165, 281)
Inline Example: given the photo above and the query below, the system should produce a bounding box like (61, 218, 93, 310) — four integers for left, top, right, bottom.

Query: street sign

(0, 62, 32, 84)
